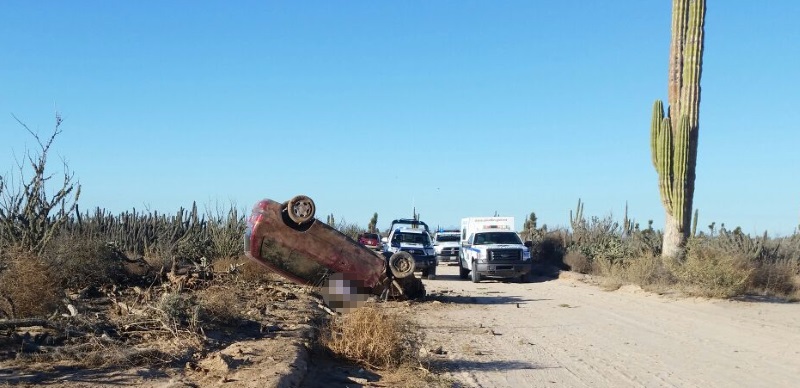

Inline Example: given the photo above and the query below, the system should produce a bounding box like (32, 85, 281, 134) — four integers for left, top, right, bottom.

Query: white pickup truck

(458, 217, 533, 283)
(433, 230, 461, 264)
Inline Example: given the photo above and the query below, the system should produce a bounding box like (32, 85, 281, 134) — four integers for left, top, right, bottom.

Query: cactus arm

(672, 115, 690, 224)
(651, 100, 665, 169)
(656, 117, 674, 215)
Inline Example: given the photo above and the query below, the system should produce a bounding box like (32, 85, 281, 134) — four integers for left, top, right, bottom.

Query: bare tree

(0, 113, 81, 253)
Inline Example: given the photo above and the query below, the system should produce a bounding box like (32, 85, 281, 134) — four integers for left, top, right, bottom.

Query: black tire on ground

(470, 261, 481, 283)
(459, 262, 469, 280)
(427, 267, 437, 280)
(286, 195, 316, 225)
(421, 268, 429, 278)
(388, 251, 415, 279)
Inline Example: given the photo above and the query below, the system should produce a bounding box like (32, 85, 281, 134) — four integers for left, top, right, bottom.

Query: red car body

(357, 233, 382, 250)
(244, 198, 386, 289)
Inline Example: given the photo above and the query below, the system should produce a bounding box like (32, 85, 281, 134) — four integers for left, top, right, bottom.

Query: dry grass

(320, 304, 423, 369)
(42, 235, 124, 289)
(671, 246, 753, 298)
(564, 251, 591, 274)
(16, 337, 180, 368)
(749, 259, 800, 298)
(591, 254, 672, 292)
(196, 285, 243, 327)
(0, 249, 62, 318)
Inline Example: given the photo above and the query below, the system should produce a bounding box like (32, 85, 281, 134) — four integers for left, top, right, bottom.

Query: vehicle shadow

(431, 267, 562, 283)
(424, 294, 550, 305)
(427, 358, 551, 373)
(0, 365, 171, 385)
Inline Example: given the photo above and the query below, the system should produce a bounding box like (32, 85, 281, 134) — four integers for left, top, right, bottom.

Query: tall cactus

(651, 0, 706, 258)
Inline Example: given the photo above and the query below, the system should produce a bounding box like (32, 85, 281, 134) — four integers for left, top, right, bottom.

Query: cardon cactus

(651, 0, 705, 258)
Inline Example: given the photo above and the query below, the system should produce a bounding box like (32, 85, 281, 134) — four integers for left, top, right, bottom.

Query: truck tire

(286, 195, 315, 225)
(427, 266, 437, 280)
(388, 251, 415, 279)
(459, 259, 469, 279)
(470, 260, 481, 283)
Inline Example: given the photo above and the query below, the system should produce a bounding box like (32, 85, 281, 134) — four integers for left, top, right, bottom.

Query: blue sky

(2, 1, 798, 235)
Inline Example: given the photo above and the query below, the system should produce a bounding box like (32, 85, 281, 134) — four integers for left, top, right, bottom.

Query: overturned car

(244, 195, 425, 311)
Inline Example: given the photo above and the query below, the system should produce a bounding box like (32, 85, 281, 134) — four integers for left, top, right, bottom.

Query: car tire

(286, 195, 315, 225)
(470, 261, 481, 283)
(388, 251, 415, 279)
(427, 266, 437, 280)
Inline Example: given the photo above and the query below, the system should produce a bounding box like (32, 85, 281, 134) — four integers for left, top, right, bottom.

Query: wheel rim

(389, 252, 415, 278)
(287, 195, 315, 224)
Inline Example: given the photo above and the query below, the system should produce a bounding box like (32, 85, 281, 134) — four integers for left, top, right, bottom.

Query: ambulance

(459, 217, 533, 283)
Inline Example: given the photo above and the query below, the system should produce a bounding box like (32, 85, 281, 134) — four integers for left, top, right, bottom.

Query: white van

(459, 217, 532, 283)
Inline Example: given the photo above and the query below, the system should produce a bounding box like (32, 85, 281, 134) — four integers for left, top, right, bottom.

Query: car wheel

(459, 261, 469, 280)
(286, 195, 315, 225)
(470, 261, 481, 283)
(427, 266, 437, 280)
(388, 251, 415, 279)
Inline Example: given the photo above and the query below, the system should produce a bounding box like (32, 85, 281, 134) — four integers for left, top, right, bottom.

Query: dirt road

(408, 265, 800, 388)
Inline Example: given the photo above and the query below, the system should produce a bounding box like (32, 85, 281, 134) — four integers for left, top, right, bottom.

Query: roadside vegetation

(523, 199, 800, 301)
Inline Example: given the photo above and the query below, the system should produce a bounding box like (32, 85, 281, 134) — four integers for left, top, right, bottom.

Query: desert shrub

(622, 228, 662, 258)
(196, 286, 243, 327)
(41, 235, 124, 289)
(748, 258, 799, 297)
(670, 242, 753, 298)
(568, 215, 629, 264)
(622, 254, 666, 285)
(156, 292, 200, 332)
(536, 232, 567, 270)
(564, 250, 591, 274)
(594, 253, 672, 289)
(206, 204, 246, 259)
(0, 249, 62, 318)
(321, 304, 422, 368)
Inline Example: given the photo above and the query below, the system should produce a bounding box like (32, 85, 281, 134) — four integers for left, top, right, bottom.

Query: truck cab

(459, 217, 533, 283)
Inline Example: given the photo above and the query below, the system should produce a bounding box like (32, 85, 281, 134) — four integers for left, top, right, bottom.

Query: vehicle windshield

(473, 232, 522, 245)
(392, 232, 431, 245)
(362, 233, 379, 240)
(436, 234, 460, 243)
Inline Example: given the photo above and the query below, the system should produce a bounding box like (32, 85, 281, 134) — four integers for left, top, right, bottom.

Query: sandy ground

(407, 264, 800, 388)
